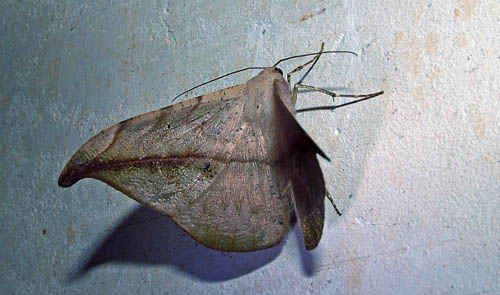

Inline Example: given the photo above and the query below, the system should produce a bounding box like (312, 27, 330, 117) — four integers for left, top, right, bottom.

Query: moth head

(274, 67, 283, 76)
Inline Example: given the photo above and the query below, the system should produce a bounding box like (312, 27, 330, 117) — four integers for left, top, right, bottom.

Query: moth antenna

(273, 50, 358, 67)
(172, 67, 266, 102)
(173, 50, 357, 102)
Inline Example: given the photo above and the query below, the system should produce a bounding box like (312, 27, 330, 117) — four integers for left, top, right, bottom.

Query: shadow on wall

(66, 205, 290, 282)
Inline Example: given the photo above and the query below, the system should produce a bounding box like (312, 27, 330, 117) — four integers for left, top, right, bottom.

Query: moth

(59, 45, 383, 252)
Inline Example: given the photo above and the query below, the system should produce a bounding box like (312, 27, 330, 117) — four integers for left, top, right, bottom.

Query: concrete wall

(1, 0, 498, 294)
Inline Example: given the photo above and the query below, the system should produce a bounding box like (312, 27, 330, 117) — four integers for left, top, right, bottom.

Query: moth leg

(291, 83, 333, 106)
(290, 43, 326, 106)
(295, 84, 384, 105)
(326, 190, 342, 216)
(287, 43, 325, 85)
(291, 83, 300, 106)
(290, 52, 325, 105)
(294, 84, 338, 102)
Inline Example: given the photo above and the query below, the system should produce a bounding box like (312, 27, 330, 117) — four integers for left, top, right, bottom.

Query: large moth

(58, 46, 383, 252)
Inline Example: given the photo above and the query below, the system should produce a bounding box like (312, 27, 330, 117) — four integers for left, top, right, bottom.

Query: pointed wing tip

(317, 149, 330, 162)
(58, 170, 76, 187)
(58, 164, 85, 187)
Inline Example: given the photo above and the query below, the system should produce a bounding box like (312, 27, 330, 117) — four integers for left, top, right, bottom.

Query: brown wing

(59, 84, 291, 252)
(271, 78, 327, 250)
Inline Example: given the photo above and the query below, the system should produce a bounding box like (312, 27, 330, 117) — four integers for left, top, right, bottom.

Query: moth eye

(275, 68, 283, 76)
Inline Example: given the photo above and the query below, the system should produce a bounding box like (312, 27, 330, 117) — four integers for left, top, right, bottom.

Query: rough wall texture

(1, 0, 498, 294)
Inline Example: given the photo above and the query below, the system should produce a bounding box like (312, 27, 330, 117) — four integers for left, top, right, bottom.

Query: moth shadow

(68, 205, 284, 282)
